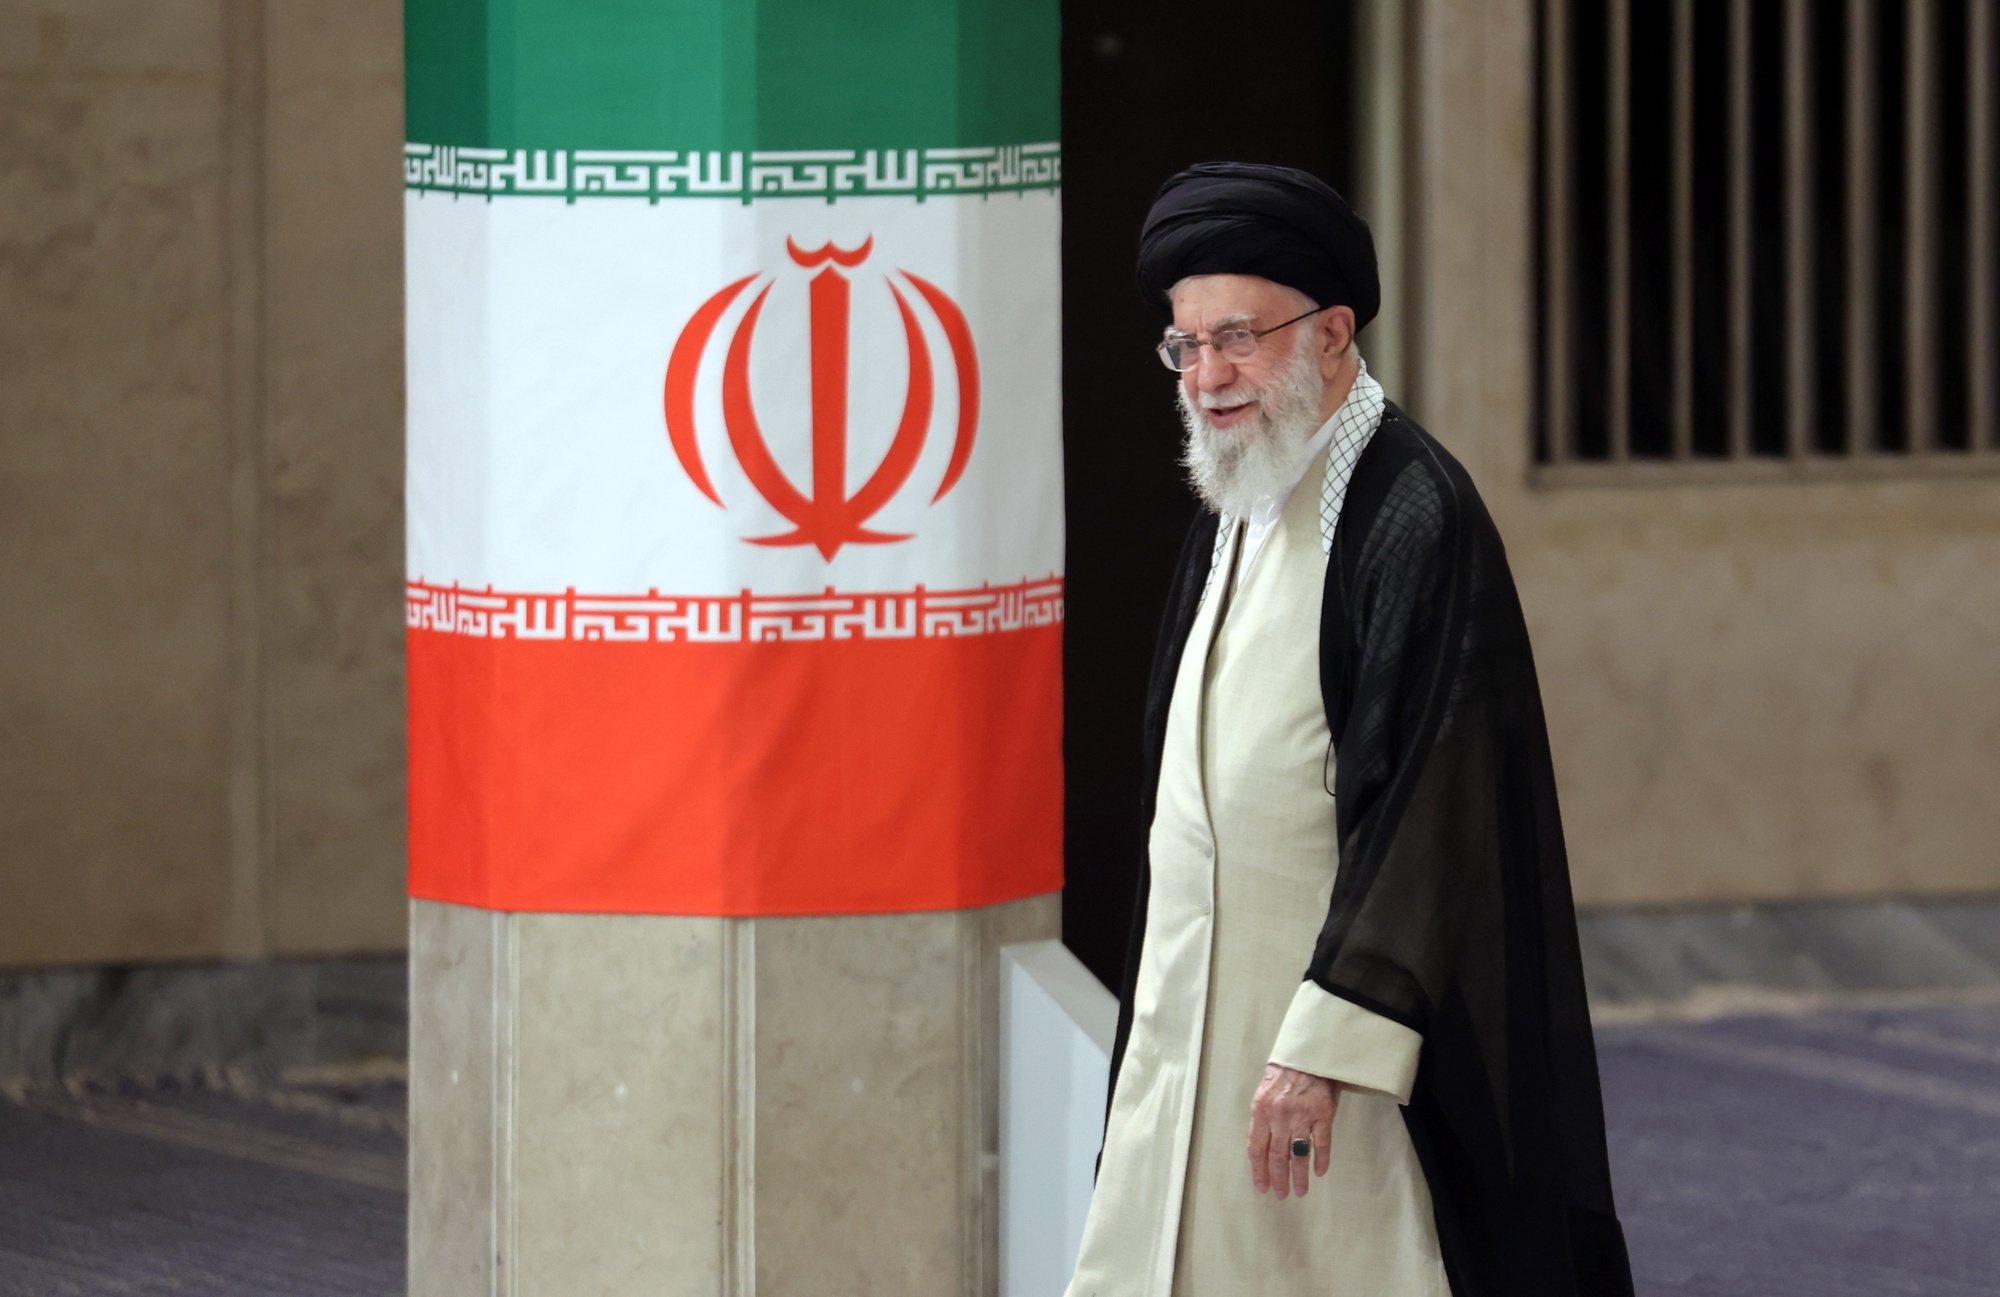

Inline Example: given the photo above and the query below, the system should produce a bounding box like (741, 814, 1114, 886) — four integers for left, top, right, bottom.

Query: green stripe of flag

(405, 0, 1060, 153)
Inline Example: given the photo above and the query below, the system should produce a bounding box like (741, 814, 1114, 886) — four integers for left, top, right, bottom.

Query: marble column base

(408, 894, 1059, 1297)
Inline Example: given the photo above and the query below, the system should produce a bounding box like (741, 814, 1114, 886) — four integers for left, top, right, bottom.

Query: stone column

(411, 896, 1057, 1294)
(402, 2, 1064, 1293)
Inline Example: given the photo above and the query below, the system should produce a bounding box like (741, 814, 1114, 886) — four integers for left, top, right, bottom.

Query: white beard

(1175, 327, 1329, 518)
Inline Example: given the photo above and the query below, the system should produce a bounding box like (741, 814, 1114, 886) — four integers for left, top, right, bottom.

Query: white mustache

(1196, 388, 1261, 411)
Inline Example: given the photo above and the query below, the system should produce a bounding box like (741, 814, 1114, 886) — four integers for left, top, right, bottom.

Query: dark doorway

(1060, 4, 1361, 990)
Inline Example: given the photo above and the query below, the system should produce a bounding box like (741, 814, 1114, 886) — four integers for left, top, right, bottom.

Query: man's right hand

(1246, 1062, 1338, 1199)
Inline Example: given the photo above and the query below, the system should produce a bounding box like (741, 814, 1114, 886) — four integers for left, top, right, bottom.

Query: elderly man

(1064, 164, 1633, 1297)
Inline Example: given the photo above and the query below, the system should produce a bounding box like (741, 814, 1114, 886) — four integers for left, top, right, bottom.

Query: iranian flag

(403, 1, 1064, 915)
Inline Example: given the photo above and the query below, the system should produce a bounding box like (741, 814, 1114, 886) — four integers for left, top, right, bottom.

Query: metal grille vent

(1537, 0, 1999, 475)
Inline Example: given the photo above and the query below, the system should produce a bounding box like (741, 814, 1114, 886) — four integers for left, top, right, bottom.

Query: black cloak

(1104, 405, 1635, 1297)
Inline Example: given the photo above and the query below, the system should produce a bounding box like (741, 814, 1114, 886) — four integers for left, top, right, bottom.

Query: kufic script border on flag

(403, 141, 1062, 204)
(405, 577, 1065, 644)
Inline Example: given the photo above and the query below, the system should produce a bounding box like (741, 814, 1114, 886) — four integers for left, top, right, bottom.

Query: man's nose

(1193, 342, 1235, 391)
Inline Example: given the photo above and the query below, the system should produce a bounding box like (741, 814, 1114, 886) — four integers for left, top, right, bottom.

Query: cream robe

(1066, 448, 1449, 1297)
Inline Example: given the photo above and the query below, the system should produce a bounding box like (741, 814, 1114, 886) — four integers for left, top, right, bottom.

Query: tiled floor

(0, 1071, 404, 1297)
(1600, 1001, 2000, 1297)
(0, 1003, 1996, 1295)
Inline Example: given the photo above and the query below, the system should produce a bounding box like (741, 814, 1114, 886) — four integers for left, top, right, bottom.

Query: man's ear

(1320, 307, 1356, 374)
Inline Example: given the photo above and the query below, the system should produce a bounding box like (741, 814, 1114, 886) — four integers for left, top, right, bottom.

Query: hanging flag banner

(403, 1, 1063, 915)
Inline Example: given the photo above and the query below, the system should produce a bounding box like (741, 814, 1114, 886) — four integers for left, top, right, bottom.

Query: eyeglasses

(1155, 305, 1328, 372)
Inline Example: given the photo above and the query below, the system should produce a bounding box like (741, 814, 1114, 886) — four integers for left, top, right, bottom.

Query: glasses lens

(1158, 339, 1191, 371)
(1216, 328, 1259, 361)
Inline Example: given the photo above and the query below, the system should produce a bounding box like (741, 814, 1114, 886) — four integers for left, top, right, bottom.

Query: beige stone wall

(1366, 0, 2000, 907)
(261, 2, 404, 953)
(0, 0, 406, 967)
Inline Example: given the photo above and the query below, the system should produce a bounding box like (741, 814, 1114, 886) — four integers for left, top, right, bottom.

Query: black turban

(1136, 161, 1379, 329)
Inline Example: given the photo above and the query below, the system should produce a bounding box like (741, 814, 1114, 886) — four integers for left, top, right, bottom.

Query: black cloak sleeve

(1104, 405, 1633, 1297)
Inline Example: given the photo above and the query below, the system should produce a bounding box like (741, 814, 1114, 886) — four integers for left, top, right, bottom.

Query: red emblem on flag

(663, 237, 981, 560)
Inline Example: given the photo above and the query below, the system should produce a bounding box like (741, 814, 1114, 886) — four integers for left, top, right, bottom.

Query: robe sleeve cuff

(1266, 980, 1423, 1106)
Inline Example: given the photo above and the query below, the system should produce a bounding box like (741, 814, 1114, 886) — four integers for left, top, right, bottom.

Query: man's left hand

(1247, 1063, 1337, 1199)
